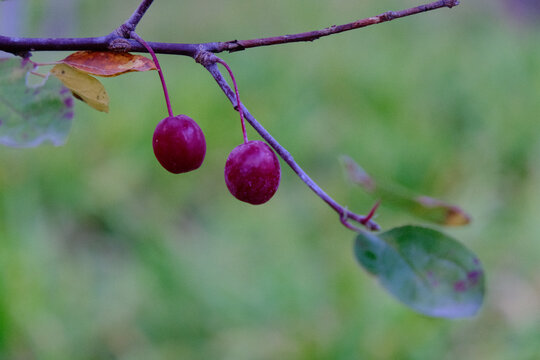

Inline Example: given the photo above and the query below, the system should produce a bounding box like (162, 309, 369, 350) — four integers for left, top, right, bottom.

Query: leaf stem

(130, 31, 174, 118)
(27, 60, 61, 67)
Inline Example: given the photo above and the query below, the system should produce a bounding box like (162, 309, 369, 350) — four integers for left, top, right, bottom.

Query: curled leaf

(51, 64, 109, 113)
(0, 58, 74, 148)
(354, 226, 485, 318)
(61, 51, 156, 77)
(341, 155, 471, 226)
(416, 196, 470, 226)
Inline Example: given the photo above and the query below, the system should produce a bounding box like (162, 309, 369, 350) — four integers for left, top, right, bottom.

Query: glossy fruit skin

(224, 140, 281, 205)
(153, 115, 206, 173)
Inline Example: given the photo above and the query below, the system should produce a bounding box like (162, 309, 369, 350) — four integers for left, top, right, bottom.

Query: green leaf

(354, 226, 484, 318)
(341, 156, 471, 226)
(0, 58, 74, 148)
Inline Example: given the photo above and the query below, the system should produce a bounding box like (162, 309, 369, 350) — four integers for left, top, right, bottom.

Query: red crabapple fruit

(153, 114, 206, 173)
(224, 140, 281, 205)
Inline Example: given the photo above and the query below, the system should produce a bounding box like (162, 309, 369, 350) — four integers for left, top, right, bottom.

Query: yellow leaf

(50, 64, 109, 113)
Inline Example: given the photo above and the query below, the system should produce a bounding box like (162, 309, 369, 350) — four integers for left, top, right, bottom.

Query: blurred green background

(1, 0, 539, 359)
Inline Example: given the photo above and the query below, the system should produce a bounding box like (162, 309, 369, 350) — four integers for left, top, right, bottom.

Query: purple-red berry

(224, 140, 281, 205)
(153, 114, 206, 173)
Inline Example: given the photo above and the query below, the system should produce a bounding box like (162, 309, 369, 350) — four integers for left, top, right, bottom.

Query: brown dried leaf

(61, 51, 156, 77)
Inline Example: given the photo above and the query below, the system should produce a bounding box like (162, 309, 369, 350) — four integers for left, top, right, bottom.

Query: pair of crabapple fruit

(152, 114, 281, 205)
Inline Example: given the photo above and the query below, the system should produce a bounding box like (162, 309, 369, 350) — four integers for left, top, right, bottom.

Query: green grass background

(1, 0, 539, 358)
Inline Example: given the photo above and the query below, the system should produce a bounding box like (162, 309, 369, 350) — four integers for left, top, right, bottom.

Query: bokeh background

(1, 0, 539, 359)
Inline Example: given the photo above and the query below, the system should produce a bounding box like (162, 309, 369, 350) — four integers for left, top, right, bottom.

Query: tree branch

(197, 54, 380, 231)
(0, 0, 458, 231)
(0, 0, 459, 56)
(216, 0, 460, 52)
(0, 35, 203, 55)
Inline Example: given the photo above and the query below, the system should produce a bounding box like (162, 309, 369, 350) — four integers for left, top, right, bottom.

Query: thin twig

(0, 0, 459, 56)
(216, 0, 460, 52)
(116, 0, 155, 37)
(200, 59, 380, 231)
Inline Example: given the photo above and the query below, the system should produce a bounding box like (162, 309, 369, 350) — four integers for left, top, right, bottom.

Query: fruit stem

(215, 59, 248, 144)
(130, 31, 174, 118)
